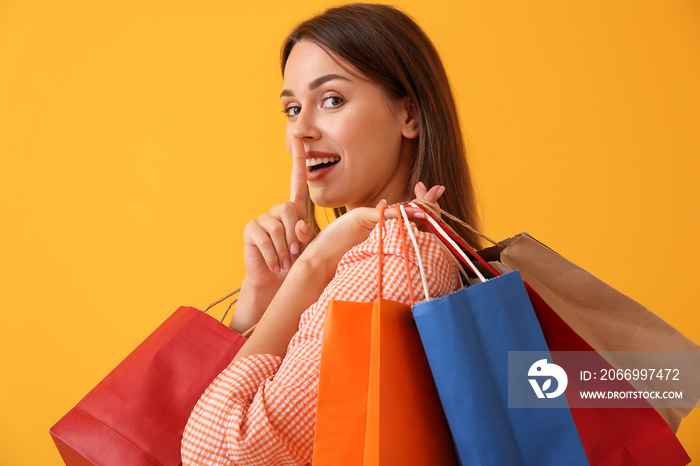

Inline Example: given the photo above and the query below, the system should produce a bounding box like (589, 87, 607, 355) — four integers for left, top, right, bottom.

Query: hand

(231, 139, 315, 332)
(241, 138, 315, 292)
(414, 182, 444, 205)
(412, 182, 444, 230)
(300, 183, 445, 272)
(300, 200, 389, 269)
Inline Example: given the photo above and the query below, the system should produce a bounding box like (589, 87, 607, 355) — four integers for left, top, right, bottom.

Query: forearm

(234, 253, 336, 361)
(229, 276, 279, 333)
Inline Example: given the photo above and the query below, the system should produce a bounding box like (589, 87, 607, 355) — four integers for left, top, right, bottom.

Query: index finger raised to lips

(289, 137, 308, 221)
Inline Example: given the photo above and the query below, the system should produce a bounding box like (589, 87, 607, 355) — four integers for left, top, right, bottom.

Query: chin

(309, 192, 346, 210)
(312, 200, 345, 210)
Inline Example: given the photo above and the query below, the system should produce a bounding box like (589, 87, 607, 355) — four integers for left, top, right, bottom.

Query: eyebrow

(280, 73, 351, 98)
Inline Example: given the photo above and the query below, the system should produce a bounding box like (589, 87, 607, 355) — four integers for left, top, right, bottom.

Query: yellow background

(1, 0, 698, 463)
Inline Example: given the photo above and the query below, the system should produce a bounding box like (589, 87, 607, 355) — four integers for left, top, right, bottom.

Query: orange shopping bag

(312, 207, 458, 466)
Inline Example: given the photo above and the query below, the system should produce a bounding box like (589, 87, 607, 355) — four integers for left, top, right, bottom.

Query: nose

(291, 109, 321, 140)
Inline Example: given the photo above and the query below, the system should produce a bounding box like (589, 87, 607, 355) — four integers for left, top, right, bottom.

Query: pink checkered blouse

(181, 218, 459, 465)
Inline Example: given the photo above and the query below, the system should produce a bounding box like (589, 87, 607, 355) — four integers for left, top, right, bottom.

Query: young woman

(181, 4, 480, 465)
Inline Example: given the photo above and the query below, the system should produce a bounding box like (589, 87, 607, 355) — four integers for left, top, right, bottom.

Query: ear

(398, 97, 420, 139)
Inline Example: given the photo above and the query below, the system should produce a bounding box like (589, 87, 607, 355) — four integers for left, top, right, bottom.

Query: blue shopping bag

(413, 269, 588, 466)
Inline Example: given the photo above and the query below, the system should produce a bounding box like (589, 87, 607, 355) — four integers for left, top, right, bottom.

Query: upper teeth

(306, 156, 340, 167)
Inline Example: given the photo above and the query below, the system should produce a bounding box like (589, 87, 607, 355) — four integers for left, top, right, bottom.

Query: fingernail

(437, 185, 446, 197)
(283, 259, 292, 271)
(299, 222, 309, 234)
(413, 212, 426, 219)
(273, 265, 281, 274)
(418, 181, 426, 190)
(290, 242, 300, 255)
(379, 198, 387, 206)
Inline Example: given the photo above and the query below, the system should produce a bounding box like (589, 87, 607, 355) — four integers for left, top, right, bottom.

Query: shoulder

(339, 217, 449, 265)
(335, 217, 459, 299)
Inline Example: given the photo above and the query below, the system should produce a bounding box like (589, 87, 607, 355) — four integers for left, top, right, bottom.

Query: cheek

(333, 112, 399, 156)
(349, 116, 403, 160)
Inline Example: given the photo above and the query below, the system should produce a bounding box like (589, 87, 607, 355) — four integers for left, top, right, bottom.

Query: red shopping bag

(526, 286, 690, 466)
(49, 292, 247, 466)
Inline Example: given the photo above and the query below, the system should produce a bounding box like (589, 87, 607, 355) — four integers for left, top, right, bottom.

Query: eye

(321, 95, 344, 109)
(283, 105, 301, 117)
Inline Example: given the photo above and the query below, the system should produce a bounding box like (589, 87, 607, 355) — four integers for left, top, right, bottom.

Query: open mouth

(306, 156, 340, 173)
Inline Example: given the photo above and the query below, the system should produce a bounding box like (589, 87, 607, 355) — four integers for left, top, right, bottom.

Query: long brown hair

(281, 3, 481, 248)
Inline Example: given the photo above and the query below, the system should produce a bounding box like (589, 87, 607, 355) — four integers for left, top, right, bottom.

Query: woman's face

(281, 40, 417, 210)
